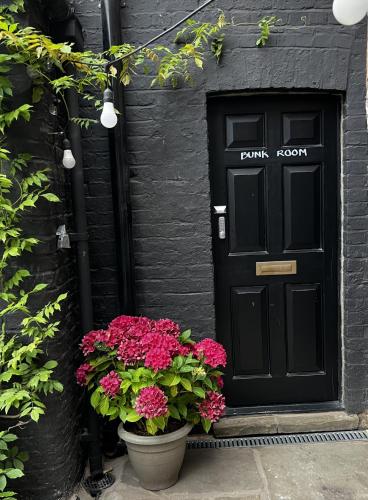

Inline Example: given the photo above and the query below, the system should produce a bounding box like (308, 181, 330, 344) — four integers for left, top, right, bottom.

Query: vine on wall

(0, 0, 277, 496)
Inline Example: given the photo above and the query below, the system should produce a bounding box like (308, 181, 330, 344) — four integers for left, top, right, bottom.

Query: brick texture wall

(73, 0, 367, 412)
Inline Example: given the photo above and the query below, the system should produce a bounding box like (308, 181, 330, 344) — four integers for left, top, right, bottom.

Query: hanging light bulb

(100, 88, 118, 129)
(332, 0, 367, 25)
(62, 139, 76, 169)
(49, 98, 58, 116)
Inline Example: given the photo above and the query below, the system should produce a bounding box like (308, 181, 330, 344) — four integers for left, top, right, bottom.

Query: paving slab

(73, 440, 368, 500)
(258, 441, 368, 499)
(97, 448, 263, 500)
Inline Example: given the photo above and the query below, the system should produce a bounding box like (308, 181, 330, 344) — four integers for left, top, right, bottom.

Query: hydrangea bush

(76, 316, 227, 435)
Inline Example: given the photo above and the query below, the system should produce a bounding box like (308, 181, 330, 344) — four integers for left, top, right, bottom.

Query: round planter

(118, 422, 192, 491)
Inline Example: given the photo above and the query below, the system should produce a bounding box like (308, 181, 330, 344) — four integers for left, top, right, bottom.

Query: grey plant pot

(118, 422, 193, 491)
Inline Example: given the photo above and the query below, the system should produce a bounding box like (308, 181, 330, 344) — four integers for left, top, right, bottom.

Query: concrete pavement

(75, 441, 368, 499)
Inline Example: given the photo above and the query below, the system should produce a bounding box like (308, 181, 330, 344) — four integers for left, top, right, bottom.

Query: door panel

(285, 283, 323, 374)
(231, 286, 270, 377)
(283, 164, 322, 250)
(228, 168, 267, 253)
(283, 112, 321, 146)
(226, 114, 265, 148)
(208, 94, 339, 407)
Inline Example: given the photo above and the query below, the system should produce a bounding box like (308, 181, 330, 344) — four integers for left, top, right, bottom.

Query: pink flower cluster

(78, 316, 227, 382)
(80, 316, 183, 372)
(100, 370, 122, 397)
(135, 386, 168, 419)
(194, 338, 227, 368)
(140, 331, 182, 370)
(76, 363, 94, 386)
(198, 391, 226, 423)
(81, 330, 105, 356)
(76, 314, 229, 433)
(154, 319, 180, 338)
(117, 338, 145, 366)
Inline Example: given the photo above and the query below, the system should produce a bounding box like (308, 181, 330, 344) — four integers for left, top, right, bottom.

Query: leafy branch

(256, 16, 279, 47)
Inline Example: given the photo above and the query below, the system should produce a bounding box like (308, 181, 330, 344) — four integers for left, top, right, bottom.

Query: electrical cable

(61, 0, 218, 72)
(104, 0, 217, 68)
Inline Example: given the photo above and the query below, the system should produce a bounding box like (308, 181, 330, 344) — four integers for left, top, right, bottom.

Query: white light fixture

(100, 88, 118, 129)
(62, 139, 76, 169)
(332, 0, 367, 25)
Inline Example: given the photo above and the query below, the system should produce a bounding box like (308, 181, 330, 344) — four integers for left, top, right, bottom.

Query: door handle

(218, 216, 226, 239)
(214, 206, 227, 240)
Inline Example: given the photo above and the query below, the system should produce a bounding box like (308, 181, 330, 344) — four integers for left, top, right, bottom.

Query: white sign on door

(241, 148, 308, 160)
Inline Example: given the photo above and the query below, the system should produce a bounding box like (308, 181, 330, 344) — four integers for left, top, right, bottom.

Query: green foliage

(0, 431, 28, 499)
(70, 117, 98, 129)
(0, 143, 65, 496)
(0, 0, 24, 23)
(256, 16, 279, 47)
(0, 5, 276, 124)
(0, 4, 67, 495)
(0, 10, 228, 112)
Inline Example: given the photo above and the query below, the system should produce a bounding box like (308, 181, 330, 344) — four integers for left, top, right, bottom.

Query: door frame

(207, 90, 344, 415)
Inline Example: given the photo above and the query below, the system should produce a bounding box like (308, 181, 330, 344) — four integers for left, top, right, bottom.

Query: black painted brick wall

(2, 4, 84, 499)
(73, 1, 368, 412)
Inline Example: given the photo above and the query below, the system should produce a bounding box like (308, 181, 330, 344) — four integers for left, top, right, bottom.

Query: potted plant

(76, 315, 227, 490)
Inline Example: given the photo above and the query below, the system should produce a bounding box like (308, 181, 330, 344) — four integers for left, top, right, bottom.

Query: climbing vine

(0, 90, 65, 500)
(256, 16, 279, 47)
(0, 0, 278, 496)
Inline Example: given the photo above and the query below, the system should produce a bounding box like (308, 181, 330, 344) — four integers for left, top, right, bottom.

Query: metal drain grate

(187, 430, 368, 449)
(82, 472, 115, 497)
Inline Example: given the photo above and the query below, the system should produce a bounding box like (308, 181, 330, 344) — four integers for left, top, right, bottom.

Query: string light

(100, 88, 118, 129)
(332, 0, 367, 25)
(98, 0, 217, 129)
(62, 138, 76, 169)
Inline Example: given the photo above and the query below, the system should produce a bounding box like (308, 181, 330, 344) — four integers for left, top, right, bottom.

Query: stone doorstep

(213, 411, 366, 438)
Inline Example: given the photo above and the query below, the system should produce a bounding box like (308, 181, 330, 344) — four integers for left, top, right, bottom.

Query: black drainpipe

(46, 2, 105, 482)
(65, 75, 105, 481)
(100, 0, 135, 315)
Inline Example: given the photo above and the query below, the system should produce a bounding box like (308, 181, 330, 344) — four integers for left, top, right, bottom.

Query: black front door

(208, 94, 339, 408)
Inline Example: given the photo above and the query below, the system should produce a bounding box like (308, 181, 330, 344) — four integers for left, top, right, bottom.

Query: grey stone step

(214, 411, 362, 438)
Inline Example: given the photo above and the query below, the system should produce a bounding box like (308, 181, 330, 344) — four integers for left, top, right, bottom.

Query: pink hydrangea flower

(154, 319, 180, 338)
(109, 315, 140, 331)
(135, 386, 168, 419)
(125, 319, 153, 340)
(117, 338, 145, 366)
(108, 316, 154, 347)
(98, 328, 126, 349)
(194, 338, 227, 368)
(81, 330, 105, 356)
(198, 391, 226, 422)
(141, 332, 180, 354)
(99, 371, 122, 397)
(76, 363, 94, 385)
(145, 347, 172, 371)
